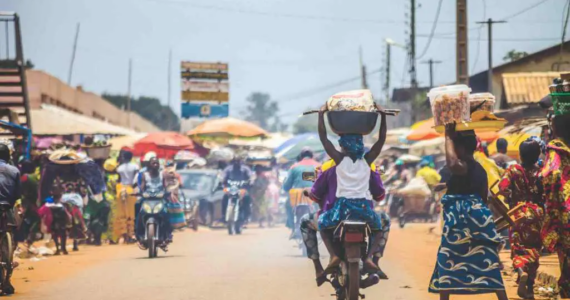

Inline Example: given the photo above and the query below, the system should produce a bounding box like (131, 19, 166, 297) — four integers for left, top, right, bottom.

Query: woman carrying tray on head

(496, 137, 545, 300)
(316, 102, 388, 274)
(428, 123, 507, 300)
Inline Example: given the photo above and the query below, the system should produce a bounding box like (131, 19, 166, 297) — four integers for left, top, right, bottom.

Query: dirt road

(12, 224, 528, 300)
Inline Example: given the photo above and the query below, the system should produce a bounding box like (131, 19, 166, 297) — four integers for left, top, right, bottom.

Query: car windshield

(180, 172, 214, 191)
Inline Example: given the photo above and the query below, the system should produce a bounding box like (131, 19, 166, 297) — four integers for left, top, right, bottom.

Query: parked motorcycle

(137, 189, 169, 258)
(225, 180, 248, 235)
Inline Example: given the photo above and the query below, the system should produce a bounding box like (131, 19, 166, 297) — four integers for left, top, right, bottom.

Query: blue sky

(3, 0, 567, 125)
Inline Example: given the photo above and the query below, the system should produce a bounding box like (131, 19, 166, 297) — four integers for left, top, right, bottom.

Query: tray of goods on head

(428, 84, 471, 127)
(433, 110, 508, 133)
(303, 89, 398, 135)
(469, 92, 496, 113)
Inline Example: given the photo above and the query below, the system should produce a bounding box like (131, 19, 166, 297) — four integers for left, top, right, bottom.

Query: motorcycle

(302, 172, 379, 300)
(137, 189, 169, 258)
(224, 180, 248, 235)
(180, 192, 199, 231)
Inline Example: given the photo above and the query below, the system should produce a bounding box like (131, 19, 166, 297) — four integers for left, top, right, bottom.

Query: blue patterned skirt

(429, 194, 505, 294)
(318, 198, 382, 231)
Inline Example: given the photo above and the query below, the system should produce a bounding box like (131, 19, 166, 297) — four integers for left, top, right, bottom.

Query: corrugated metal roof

(502, 72, 558, 104)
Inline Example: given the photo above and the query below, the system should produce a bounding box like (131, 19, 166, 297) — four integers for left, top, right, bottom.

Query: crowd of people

(290, 104, 569, 299)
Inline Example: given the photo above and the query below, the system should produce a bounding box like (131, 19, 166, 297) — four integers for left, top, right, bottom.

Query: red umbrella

(133, 132, 195, 158)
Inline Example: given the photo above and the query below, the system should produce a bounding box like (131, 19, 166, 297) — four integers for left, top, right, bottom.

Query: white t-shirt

(117, 163, 140, 185)
(335, 157, 371, 200)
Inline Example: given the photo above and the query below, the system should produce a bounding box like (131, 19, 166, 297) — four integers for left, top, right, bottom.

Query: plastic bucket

(327, 111, 378, 135)
(428, 84, 471, 126)
(551, 92, 570, 116)
(469, 93, 496, 113)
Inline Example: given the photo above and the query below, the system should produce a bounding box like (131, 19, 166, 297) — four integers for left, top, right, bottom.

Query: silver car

(178, 169, 224, 227)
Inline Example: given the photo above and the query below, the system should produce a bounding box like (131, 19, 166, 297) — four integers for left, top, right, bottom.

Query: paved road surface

(13, 224, 520, 300)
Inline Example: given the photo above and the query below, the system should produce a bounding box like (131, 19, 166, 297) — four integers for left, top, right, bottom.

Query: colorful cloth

(429, 194, 504, 294)
(251, 173, 270, 220)
(338, 134, 364, 161)
(166, 202, 186, 229)
(474, 151, 504, 195)
(541, 139, 570, 297)
(318, 198, 382, 230)
(103, 173, 120, 243)
(498, 164, 543, 284)
(114, 184, 137, 239)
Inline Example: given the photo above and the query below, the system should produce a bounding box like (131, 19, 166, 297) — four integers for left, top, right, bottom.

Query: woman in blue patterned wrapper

(429, 123, 507, 300)
(316, 104, 387, 275)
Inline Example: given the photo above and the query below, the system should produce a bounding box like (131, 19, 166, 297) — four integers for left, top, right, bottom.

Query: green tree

(292, 112, 318, 134)
(243, 92, 283, 131)
(503, 50, 529, 62)
(102, 93, 180, 131)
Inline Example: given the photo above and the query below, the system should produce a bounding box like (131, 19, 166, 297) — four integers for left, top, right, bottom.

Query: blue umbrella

(273, 133, 318, 154)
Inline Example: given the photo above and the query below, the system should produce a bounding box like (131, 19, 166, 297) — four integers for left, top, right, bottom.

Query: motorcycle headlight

(153, 202, 164, 214)
(142, 192, 151, 198)
(156, 192, 165, 199)
(142, 202, 153, 213)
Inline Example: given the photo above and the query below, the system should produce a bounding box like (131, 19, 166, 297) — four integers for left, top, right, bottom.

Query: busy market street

(7, 224, 519, 300)
(2, 0, 570, 299)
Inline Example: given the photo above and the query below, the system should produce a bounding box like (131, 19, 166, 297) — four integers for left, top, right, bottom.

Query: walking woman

(429, 124, 507, 300)
(542, 114, 570, 298)
(497, 137, 544, 299)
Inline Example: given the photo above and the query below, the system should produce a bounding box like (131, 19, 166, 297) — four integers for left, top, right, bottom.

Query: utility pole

(409, 0, 417, 88)
(359, 47, 368, 89)
(456, 0, 468, 84)
(384, 42, 391, 103)
(383, 38, 406, 104)
(421, 59, 442, 88)
(67, 23, 80, 85)
(167, 49, 172, 109)
(476, 18, 506, 94)
(127, 58, 132, 129)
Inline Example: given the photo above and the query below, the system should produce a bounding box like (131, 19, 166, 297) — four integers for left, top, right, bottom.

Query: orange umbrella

(133, 132, 195, 158)
(187, 117, 268, 138)
(477, 131, 500, 143)
(407, 118, 441, 141)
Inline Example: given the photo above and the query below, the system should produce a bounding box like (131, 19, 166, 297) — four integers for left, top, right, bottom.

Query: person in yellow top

(473, 139, 505, 195)
(416, 160, 441, 188)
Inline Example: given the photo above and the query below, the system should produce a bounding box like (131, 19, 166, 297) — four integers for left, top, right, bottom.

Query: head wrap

(338, 134, 364, 161)
(143, 151, 157, 162)
(526, 136, 546, 154)
(395, 159, 404, 166)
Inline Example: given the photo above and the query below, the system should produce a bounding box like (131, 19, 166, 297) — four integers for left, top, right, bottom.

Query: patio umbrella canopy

(133, 132, 195, 158)
(407, 118, 441, 141)
(187, 117, 268, 138)
(276, 135, 339, 162)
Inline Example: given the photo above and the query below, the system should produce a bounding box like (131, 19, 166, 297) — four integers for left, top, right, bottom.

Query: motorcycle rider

(221, 156, 252, 223)
(282, 148, 320, 235)
(316, 104, 388, 276)
(137, 157, 172, 249)
(301, 159, 390, 286)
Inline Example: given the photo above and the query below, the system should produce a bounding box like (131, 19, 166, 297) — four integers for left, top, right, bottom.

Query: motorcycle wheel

(0, 232, 13, 294)
(397, 206, 406, 228)
(147, 224, 157, 258)
(346, 262, 360, 300)
(234, 220, 242, 235)
(191, 219, 199, 231)
(227, 221, 234, 235)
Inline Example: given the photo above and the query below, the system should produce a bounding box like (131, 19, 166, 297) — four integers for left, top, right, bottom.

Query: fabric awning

(32, 104, 139, 136)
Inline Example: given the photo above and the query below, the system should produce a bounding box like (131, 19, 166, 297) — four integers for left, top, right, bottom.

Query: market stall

(187, 117, 268, 139)
(133, 132, 196, 158)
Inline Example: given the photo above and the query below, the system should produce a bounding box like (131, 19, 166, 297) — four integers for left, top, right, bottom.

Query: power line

(276, 68, 382, 117)
(471, 0, 487, 73)
(416, 0, 444, 60)
(142, 0, 406, 25)
(501, 0, 552, 20)
(417, 35, 560, 42)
